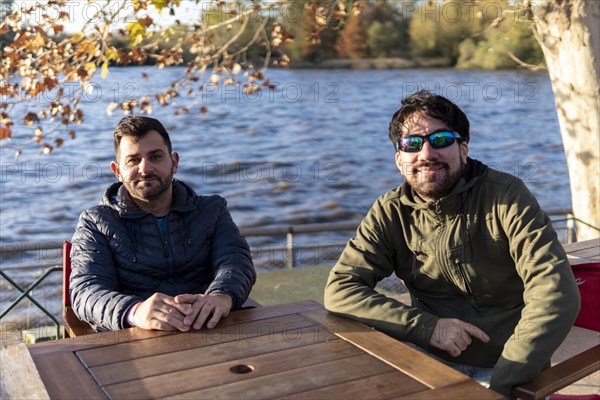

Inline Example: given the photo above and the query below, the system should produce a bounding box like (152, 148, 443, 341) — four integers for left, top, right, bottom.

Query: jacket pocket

(410, 248, 430, 284)
(451, 254, 476, 303)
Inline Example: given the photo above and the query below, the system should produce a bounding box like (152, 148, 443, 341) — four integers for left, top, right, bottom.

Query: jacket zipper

(433, 206, 459, 295)
(157, 217, 175, 280)
(454, 257, 475, 302)
(411, 252, 418, 283)
(163, 239, 169, 258)
(156, 217, 170, 258)
(434, 202, 474, 301)
(164, 218, 175, 280)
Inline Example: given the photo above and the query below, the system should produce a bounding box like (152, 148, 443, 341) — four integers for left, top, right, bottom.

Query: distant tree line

(66, 0, 543, 70)
(282, 0, 544, 69)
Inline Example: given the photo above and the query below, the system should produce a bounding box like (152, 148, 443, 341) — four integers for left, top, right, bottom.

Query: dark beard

(126, 173, 173, 201)
(410, 161, 465, 201)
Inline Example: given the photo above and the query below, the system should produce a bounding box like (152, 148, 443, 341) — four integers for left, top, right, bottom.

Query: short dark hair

(388, 90, 470, 144)
(113, 116, 172, 157)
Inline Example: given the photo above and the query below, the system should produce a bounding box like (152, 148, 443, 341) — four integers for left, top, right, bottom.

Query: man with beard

(324, 90, 580, 397)
(70, 116, 255, 332)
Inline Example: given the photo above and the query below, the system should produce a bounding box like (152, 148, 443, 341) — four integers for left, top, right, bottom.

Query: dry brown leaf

(24, 112, 40, 126)
(52, 24, 64, 34)
(0, 126, 12, 140)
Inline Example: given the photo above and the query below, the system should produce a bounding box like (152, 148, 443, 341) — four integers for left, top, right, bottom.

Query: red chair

(512, 262, 600, 400)
(62, 241, 95, 337)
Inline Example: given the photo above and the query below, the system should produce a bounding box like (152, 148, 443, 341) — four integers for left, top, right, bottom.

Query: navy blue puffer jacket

(70, 179, 255, 331)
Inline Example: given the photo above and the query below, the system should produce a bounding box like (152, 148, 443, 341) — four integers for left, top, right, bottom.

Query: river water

(0, 67, 570, 327)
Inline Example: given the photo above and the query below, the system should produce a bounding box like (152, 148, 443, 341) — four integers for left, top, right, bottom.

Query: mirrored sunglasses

(395, 130, 462, 153)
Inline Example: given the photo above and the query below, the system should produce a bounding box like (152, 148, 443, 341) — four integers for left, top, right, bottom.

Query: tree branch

(507, 51, 547, 71)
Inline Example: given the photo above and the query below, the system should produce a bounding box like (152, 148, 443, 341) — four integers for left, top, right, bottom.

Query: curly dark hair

(388, 90, 470, 145)
(113, 116, 172, 157)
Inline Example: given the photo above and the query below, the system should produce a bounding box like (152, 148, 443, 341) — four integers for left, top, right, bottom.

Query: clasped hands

(132, 292, 233, 331)
(429, 318, 490, 357)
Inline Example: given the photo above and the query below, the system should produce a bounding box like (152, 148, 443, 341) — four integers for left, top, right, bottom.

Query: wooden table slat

(162, 353, 395, 400)
(222, 299, 323, 324)
(88, 325, 333, 385)
(79, 313, 316, 368)
(563, 238, 600, 254)
(27, 300, 324, 357)
(300, 308, 469, 389)
(105, 339, 364, 399)
(279, 370, 428, 400)
(564, 238, 600, 263)
(393, 379, 505, 400)
(28, 328, 176, 356)
(31, 351, 107, 399)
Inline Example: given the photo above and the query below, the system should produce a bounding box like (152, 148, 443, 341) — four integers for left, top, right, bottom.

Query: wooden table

(25, 300, 503, 399)
(564, 238, 600, 265)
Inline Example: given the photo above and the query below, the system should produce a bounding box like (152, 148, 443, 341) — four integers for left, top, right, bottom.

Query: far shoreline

(284, 57, 547, 73)
(104, 57, 547, 73)
(288, 57, 452, 70)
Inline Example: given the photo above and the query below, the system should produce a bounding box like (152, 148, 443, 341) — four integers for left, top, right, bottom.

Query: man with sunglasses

(324, 90, 580, 397)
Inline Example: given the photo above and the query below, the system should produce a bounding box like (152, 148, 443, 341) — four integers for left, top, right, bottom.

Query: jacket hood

(100, 179, 197, 217)
(400, 157, 488, 211)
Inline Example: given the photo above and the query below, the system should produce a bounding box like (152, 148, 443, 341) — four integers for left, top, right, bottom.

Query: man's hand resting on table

(429, 318, 490, 357)
(131, 292, 233, 331)
(175, 293, 233, 330)
(131, 292, 193, 331)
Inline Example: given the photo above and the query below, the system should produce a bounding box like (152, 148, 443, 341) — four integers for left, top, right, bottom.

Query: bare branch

(507, 51, 547, 71)
(226, 18, 270, 62)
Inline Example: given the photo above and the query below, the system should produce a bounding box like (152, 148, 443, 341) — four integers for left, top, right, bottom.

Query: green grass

(249, 265, 407, 307)
(249, 265, 333, 306)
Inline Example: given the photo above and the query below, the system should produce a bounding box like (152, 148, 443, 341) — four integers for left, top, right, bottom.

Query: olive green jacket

(324, 158, 580, 397)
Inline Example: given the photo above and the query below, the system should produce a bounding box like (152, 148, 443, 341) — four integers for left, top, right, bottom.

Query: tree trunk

(532, 0, 600, 241)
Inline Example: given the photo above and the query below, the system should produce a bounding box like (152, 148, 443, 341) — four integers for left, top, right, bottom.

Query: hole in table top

(229, 364, 255, 374)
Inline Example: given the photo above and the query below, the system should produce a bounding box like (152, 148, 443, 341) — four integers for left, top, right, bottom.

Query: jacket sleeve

(490, 179, 581, 397)
(70, 209, 142, 331)
(324, 197, 439, 349)
(205, 202, 256, 309)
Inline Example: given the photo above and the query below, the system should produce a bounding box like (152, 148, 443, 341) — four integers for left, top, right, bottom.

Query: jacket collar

(101, 179, 197, 217)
